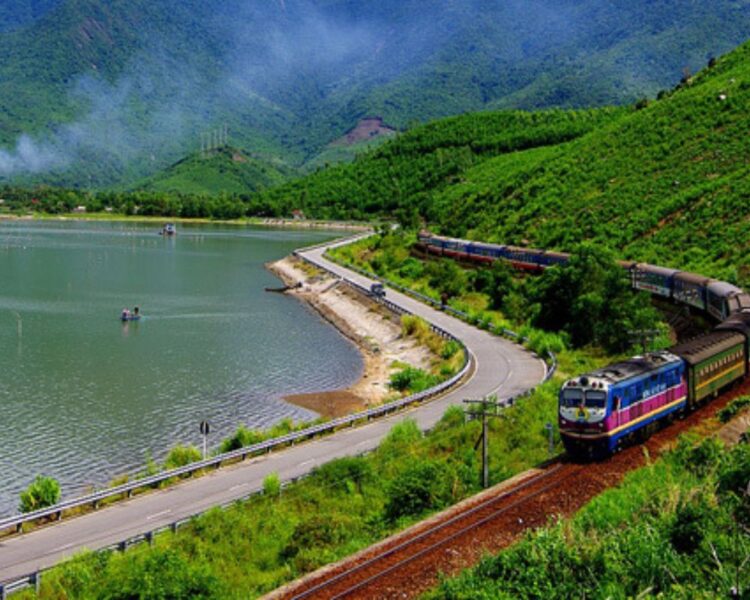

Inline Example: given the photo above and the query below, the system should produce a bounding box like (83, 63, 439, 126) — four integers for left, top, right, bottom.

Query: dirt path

(269, 257, 432, 418)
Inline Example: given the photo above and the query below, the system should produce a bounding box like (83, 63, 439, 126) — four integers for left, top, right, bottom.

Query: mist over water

(0, 221, 362, 516)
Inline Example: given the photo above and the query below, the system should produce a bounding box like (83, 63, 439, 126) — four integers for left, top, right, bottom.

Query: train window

(585, 390, 607, 409)
(561, 389, 583, 407)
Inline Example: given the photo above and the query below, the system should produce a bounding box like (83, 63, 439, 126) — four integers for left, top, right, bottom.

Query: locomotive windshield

(561, 388, 583, 407)
(585, 390, 607, 408)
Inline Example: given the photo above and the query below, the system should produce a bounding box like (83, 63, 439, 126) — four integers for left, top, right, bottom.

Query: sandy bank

(269, 256, 432, 418)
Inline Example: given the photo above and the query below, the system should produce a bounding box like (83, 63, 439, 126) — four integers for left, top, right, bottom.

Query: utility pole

(464, 396, 504, 489)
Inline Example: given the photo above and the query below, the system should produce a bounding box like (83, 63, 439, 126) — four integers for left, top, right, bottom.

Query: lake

(0, 220, 362, 515)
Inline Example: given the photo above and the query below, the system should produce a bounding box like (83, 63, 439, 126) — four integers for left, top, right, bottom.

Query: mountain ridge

(1, 0, 750, 190)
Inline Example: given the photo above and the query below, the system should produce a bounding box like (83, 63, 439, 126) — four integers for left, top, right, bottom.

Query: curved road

(0, 239, 545, 585)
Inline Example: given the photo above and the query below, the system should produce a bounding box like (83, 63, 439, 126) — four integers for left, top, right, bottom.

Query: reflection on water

(0, 221, 362, 515)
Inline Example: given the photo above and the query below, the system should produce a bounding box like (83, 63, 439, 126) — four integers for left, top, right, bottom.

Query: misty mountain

(1, 0, 749, 189)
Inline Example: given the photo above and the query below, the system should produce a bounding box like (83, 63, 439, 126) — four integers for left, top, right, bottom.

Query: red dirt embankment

(332, 117, 396, 146)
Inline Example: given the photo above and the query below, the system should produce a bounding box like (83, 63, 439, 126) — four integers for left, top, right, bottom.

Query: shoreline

(268, 256, 433, 418)
(0, 212, 372, 232)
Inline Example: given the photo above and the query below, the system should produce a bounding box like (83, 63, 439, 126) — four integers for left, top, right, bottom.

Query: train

(416, 231, 750, 457)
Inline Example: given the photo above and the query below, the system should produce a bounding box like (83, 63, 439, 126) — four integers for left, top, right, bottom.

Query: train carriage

(715, 310, 750, 362)
(706, 281, 745, 321)
(466, 241, 506, 263)
(542, 250, 570, 267)
(632, 264, 678, 298)
(504, 246, 546, 271)
(673, 271, 712, 311)
(725, 292, 750, 319)
(671, 331, 746, 407)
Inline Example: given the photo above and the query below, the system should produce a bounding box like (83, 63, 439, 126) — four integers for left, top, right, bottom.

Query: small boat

(120, 307, 141, 321)
(160, 223, 176, 236)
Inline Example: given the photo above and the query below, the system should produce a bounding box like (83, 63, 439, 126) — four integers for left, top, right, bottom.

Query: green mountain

(1, 0, 750, 189)
(258, 39, 750, 285)
(137, 147, 291, 196)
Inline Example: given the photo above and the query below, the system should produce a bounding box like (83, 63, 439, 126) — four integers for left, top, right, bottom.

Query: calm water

(0, 221, 362, 515)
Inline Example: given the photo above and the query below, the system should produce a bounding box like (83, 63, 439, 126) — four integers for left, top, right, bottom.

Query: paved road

(0, 239, 545, 585)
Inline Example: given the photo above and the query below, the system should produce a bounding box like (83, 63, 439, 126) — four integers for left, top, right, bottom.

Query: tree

(427, 258, 467, 300)
(19, 475, 61, 513)
(530, 243, 663, 352)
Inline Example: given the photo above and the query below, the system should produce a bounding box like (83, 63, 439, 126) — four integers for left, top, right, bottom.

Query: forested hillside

(1, 0, 749, 188)
(261, 40, 750, 285)
(137, 148, 291, 196)
(257, 107, 626, 221)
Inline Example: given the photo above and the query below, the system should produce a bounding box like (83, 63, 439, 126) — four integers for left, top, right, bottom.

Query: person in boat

(133, 306, 140, 317)
(121, 308, 130, 320)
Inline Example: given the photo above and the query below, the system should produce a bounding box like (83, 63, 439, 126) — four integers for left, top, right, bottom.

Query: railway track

(283, 462, 584, 600)
(277, 380, 749, 600)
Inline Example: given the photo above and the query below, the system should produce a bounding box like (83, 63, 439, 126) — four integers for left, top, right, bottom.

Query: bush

(669, 498, 714, 554)
(401, 314, 429, 339)
(385, 460, 454, 522)
(440, 340, 461, 360)
(426, 259, 467, 299)
(98, 547, 225, 599)
(398, 257, 425, 280)
(219, 425, 265, 453)
(313, 456, 374, 494)
(434, 405, 466, 431)
(671, 436, 724, 477)
(19, 475, 61, 513)
(389, 366, 438, 392)
(280, 516, 350, 562)
(263, 472, 281, 497)
(379, 419, 422, 457)
(163, 445, 202, 470)
(717, 396, 750, 423)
